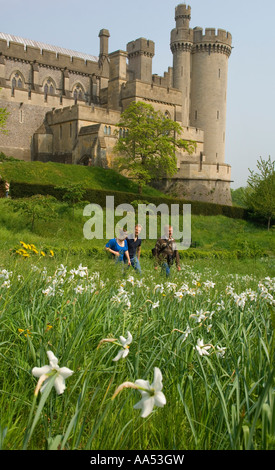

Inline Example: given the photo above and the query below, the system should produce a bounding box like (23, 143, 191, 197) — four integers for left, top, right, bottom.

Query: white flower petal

(54, 375, 66, 395)
(138, 396, 155, 418)
(135, 379, 151, 390)
(125, 331, 133, 346)
(32, 365, 51, 378)
(154, 391, 166, 407)
(152, 367, 163, 391)
(47, 351, 59, 368)
(58, 367, 74, 379)
(113, 350, 124, 362)
(119, 335, 127, 345)
(121, 348, 129, 359)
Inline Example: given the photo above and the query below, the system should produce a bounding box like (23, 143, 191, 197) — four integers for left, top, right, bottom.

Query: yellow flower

(23, 253, 30, 258)
(40, 251, 46, 257)
(18, 328, 24, 334)
(20, 241, 28, 249)
(50, 250, 54, 257)
(32, 248, 39, 254)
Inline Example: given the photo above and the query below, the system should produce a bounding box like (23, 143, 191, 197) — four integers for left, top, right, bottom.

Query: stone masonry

(0, 4, 233, 205)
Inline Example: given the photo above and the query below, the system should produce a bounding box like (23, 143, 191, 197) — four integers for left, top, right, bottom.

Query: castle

(0, 4, 233, 205)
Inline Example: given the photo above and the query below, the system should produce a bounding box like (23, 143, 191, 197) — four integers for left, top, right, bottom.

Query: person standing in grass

(153, 225, 181, 277)
(105, 229, 131, 266)
(125, 224, 142, 274)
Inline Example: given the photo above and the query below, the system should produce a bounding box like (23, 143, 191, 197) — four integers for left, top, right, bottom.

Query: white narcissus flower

(113, 331, 132, 361)
(216, 345, 226, 358)
(195, 338, 212, 356)
(134, 367, 166, 418)
(112, 367, 166, 418)
(32, 351, 74, 395)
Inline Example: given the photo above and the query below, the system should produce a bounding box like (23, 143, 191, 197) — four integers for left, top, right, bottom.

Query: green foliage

(6, 194, 58, 231)
(113, 101, 196, 193)
(8, 180, 249, 221)
(245, 156, 275, 230)
(54, 182, 86, 217)
(231, 186, 249, 208)
(0, 152, 19, 162)
(0, 89, 9, 135)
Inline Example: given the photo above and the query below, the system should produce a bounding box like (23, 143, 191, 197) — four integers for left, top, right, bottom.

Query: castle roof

(0, 32, 98, 62)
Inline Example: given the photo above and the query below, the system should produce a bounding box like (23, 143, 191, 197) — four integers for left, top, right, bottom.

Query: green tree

(0, 88, 9, 135)
(55, 182, 86, 217)
(245, 156, 275, 230)
(113, 101, 196, 194)
(8, 194, 57, 231)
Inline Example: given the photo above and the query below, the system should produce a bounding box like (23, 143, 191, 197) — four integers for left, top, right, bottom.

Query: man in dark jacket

(153, 225, 181, 276)
(125, 224, 142, 274)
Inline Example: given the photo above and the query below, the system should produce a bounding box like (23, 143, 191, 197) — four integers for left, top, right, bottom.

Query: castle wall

(0, 5, 233, 206)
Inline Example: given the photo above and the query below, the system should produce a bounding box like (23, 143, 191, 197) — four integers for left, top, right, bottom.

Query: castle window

(217, 110, 220, 120)
(19, 109, 23, 123)
(195, 110, 198, 120)
(72, 84, 85, 103)
(104, 125, 107, 135)
(218, 68, 221, 78)
(70, 123, 72, 138)
(108, 126, 111, 135)
(217, 163, 220, 173)
(44, 79, 55, 101)
(11, 72, 25, 95)
(199, 152, 203, 172)
(60, 125, 62, 139)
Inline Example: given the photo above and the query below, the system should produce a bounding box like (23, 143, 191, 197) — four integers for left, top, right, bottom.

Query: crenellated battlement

(0, 34, 99, 75)
(175, 4, 191, 29)
(127, 38, 155, 58)
(193, 27, 232, 47)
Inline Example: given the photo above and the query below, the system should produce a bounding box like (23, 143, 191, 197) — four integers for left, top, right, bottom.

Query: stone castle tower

(0, 4, 233, 205)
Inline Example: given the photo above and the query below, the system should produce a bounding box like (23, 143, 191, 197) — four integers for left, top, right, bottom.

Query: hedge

(9, 180, 249, 220)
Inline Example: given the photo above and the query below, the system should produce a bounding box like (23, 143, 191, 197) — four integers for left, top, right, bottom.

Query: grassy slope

(0, 161, 274, 264)
(0, 160, 165, 197)
(0, 199, 274, 261)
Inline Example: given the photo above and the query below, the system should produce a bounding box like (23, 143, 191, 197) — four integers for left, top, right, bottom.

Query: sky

(1, 0, 275, 188)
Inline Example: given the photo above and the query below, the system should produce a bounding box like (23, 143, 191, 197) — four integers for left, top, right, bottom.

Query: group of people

(105, 224, 181, 277)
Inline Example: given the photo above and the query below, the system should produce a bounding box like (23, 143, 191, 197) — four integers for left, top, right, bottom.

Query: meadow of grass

(0, 194, 274, 451)
(0, 160, 164, 197)
(0, 197, 274, 261)
(0, 253, 274, 451)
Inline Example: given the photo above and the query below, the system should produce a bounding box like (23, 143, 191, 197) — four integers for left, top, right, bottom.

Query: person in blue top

(105, 229, 131, 266)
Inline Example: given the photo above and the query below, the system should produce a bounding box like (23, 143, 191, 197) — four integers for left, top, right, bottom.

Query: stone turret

(190, 26, 232, 164)
(127, 38, 155, 83)
(170, 4, 193, 126)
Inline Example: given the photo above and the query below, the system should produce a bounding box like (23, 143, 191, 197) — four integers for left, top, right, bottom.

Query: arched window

(72, 83, 85, 102)
(43, 78, 55, 101)
(11, 72, 24, 88)
(10, 72, 25, 95)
